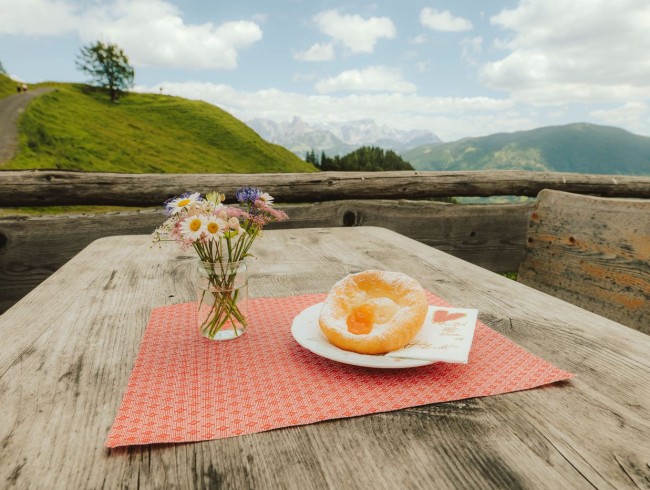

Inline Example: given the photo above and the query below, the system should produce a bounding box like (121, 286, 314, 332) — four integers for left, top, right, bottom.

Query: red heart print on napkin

(433, 310, 467, 323)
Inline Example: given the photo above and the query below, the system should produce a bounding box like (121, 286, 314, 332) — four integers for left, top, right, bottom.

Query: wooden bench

(518, 189, 650, 334)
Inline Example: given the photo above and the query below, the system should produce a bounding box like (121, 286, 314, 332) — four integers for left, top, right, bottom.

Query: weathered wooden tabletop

(1, 227, 648, 489)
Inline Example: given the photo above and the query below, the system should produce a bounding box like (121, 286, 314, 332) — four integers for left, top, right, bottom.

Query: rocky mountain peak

(246, 116, 442, 157)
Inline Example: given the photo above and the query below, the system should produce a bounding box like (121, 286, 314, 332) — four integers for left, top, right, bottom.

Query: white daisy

(166, 192, 201, 215)
(205, 217, 227, 240)
(258, 192, 274, 205)
(180, 214, 207, 241)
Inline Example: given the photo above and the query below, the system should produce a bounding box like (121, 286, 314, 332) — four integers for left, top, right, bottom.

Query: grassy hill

(0, 77, 314, 173)
(404, 123, 650, 176)
(0, 73, 21, 98)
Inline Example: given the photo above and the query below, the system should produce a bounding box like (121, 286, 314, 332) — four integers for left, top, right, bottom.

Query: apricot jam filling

(346, 303, 375, 335)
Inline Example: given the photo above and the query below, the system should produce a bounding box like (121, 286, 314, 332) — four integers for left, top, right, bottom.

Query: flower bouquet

(153, 187, 288, 340)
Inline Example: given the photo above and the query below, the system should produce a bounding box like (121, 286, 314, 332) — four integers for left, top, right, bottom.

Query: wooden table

(1, 227, 648, 489)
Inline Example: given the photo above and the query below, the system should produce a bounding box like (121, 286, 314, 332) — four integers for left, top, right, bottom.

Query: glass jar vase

(196, 260, 249, 340)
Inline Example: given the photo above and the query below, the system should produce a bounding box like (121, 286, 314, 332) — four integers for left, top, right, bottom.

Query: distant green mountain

(403, 123, 650, 176)
(0, 75, 315, 173)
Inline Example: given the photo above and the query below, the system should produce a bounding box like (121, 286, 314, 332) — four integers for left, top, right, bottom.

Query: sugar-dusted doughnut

(318, 270, 428, 355)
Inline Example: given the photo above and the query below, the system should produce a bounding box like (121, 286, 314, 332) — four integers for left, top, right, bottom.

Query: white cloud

(420, 8, 473, 32)
(460, 36, 483, 65)
(291, 72, 317, 83)
(590, 102, 648, 132)
(314, 9, 396, 54)
(314, 66, 416, 94)
(80, 0, 262, 69)
(251, 13, 267, 23)
(135, 81, 516, 140)
(409, 34, 428, 45)
(293, 43, 335, 62)
(415, 61, 431, 73)
(0, 0, 79, 35)
(481, 0, 650, 105)
(0, 0, 262, 70)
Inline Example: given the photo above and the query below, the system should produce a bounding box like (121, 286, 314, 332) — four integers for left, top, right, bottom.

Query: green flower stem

(197, 264, 248, 338)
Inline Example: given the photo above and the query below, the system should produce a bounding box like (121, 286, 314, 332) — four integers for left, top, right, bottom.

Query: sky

(2, 0, 650, 142)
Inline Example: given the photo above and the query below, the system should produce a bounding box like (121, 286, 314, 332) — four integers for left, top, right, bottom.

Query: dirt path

(0, 87, 53, 163)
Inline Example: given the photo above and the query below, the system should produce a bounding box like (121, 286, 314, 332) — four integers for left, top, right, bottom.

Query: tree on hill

(76, 41, 134, 102)
(0, 60, 6, 75)
(318, 146, 414, 171)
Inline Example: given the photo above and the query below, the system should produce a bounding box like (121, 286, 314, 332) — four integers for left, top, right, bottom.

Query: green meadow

(0, 74, 21, 98)
(1, 76, 314, 174)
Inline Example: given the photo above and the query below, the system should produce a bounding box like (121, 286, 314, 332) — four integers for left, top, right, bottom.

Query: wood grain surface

(1, 227, 649, 489)
(0, 201, 532, 313)
(2, 169, 650, 206)
(518, 189, 650, 334)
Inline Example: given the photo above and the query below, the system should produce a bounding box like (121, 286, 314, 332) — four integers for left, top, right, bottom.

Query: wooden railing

(2, 169, 650, 313)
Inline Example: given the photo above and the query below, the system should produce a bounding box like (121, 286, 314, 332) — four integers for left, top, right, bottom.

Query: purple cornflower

(235, 187, 262, 205)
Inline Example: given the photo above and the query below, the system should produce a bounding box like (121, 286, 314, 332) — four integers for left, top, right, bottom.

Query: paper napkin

(386, 306, 478, 363)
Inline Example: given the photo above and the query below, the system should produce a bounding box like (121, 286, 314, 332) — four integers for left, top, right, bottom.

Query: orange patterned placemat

(106, 293, 573, 447)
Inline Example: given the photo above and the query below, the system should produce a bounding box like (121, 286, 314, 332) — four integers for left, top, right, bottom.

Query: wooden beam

(2, 169, 649, 206)
(0, 200, 532, 313)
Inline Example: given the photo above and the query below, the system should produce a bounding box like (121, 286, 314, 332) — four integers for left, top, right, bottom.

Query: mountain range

(248, 116, 650, 176)
(403, 123, 650, 176)
(3, 73, 649, 177)
(247, 116, 442, 158)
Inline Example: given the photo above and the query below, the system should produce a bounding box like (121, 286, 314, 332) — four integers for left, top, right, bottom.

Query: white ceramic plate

(290, 303, 435, 369)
